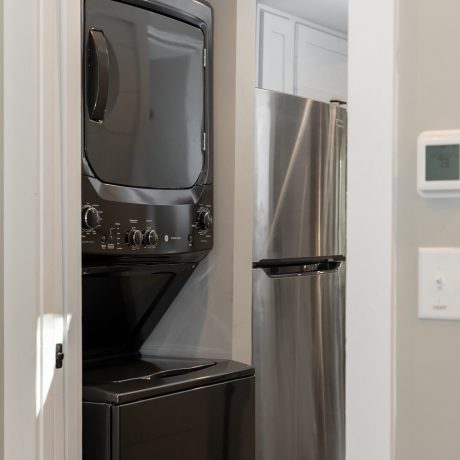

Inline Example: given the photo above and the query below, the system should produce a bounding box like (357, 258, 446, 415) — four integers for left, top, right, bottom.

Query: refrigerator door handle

(261, 260, 342, 278)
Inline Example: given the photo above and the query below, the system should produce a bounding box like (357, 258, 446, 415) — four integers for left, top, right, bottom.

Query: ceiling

(259, 0, 348, 34)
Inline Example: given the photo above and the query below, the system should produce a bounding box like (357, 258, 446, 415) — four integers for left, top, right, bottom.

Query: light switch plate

(418, 248, 460, 320)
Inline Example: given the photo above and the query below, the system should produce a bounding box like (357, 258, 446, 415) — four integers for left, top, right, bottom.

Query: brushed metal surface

(253, 265, 345, 460)
(253, 89, 347, 262)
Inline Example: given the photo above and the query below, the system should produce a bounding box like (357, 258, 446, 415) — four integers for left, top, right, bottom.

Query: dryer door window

(85, 0, 206, 190)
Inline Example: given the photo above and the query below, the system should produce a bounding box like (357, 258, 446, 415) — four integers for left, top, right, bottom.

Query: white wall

(347, 0, 395, 459)
(3, 0, 82, 458)
(142, 0, 256, 364)
(395, 1, 460, 458)
(232, 0, 256, 363)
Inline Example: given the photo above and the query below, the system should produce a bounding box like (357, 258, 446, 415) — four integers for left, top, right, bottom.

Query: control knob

(128, 229, 143, 248)
(197, 209, 213, 232)
(82, 206, 100, 230)
(144, 229, 159, 247)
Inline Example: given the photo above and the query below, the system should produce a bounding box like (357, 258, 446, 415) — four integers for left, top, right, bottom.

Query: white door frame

(3, 0, 82, 458)
(347, 0, 396, 459)
(59, 1, 83, 459)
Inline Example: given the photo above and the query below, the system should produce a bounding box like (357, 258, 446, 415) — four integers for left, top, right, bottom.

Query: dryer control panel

(81, 176, 213, 260)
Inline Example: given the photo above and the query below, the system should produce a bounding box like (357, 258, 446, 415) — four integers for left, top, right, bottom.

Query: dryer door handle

(87, 29, 110, 122)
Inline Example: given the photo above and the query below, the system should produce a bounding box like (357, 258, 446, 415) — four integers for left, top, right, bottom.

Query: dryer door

(85, 0, 207, 190)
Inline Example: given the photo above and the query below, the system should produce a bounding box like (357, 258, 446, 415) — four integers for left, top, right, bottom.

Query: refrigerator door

(253, 263, 345, 460)
(253, 89, 347, 262)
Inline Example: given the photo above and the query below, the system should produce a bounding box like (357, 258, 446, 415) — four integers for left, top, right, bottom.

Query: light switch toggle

(435, 274, 444, 290)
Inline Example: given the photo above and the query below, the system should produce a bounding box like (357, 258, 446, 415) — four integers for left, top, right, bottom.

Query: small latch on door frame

(55, 343, 64, 369)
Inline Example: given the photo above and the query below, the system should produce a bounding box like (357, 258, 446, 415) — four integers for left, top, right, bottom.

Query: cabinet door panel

(258, 10, 294, 94)
(295, 24, 347, 102)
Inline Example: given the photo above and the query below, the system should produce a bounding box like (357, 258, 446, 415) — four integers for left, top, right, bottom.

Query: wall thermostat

(418, 130, 460, 198)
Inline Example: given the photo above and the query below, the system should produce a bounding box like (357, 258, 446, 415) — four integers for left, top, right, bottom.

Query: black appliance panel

(83, 358, 255, 460)
(85, 0, 209, 190)
(82, 177, 213, 259)
(82, 264, 196, 361)
(113, 378, 254, 460)
(83, 403, 111, 460)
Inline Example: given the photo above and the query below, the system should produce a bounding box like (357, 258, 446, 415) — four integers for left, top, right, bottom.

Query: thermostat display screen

(425, 145, 460, 181)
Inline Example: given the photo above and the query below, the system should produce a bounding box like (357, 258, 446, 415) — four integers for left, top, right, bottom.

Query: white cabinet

(295, 24, 347, 102)
(257, 5, 348, 103)
(257, 9, 294, 93)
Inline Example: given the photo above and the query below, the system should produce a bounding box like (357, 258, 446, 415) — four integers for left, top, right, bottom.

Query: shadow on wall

(141, 257, 232, 359)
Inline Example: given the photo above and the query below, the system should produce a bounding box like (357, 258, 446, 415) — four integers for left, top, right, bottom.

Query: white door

(3, 0, 82, 459)
(257, 9, 294, 93)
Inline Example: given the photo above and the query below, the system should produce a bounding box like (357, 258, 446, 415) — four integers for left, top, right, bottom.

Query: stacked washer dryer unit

(81, 1, 255, 459)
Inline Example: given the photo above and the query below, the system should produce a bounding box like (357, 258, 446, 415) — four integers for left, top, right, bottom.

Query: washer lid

(83, 358, 255, 404)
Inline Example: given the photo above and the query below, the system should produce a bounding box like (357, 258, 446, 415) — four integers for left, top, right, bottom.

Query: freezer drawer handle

(87, 29, 110, 123)
(262, 260, 342, 278)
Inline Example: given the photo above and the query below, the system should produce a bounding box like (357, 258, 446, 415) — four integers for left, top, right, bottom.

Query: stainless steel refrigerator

(252, 88, 346, 460)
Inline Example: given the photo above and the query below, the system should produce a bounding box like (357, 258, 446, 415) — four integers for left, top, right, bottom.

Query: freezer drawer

(253, 89, 347, 262)
(253, 263, 345, 460)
